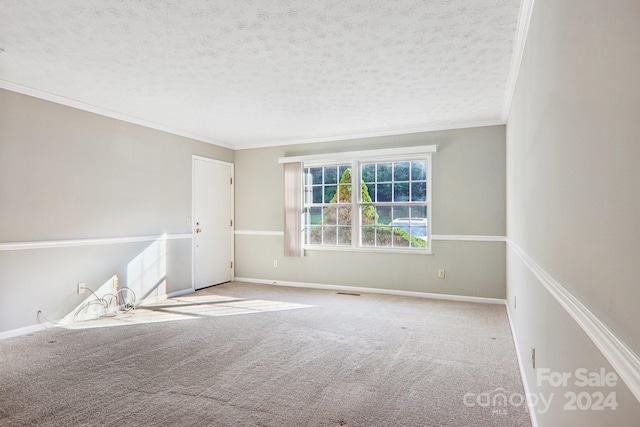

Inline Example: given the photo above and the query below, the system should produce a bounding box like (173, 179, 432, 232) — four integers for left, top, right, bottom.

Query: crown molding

(0, 80, 234, 149)
(501, 0, 536, 121)
(1, 80, 507, 151)
(235, 119, 505, 150)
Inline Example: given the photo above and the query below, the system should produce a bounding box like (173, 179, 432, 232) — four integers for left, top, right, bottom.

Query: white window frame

(356, 155, 432, 251)
(302, 162, 354, 247)
(281, 145, 435, 255)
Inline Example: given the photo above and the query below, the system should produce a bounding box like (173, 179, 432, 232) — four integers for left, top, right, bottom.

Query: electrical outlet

(531, 347, 536, 369)
(273, 260, 278, 268)
(438, 269, 445, 279)
(77, 282, 85, 294)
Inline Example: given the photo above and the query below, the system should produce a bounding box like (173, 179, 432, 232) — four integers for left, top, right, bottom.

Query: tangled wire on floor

(37, 286, 137, 326)
(72, 286, 137, 322)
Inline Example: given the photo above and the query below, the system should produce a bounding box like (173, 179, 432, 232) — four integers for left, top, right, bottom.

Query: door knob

(195, 227, 202, 233)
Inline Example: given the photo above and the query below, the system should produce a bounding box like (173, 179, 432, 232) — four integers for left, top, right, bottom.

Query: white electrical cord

(38, 285, 137, 326)
(73, 286, 136, 322)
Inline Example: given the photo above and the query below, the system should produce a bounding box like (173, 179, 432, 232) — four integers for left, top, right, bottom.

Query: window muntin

(303, 157, 430, 252)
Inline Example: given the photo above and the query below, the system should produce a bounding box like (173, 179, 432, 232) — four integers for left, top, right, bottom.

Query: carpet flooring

(0, 282, 531, 426)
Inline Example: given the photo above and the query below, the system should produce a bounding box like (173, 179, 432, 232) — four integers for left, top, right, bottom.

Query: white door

(193, 157, 233, 290)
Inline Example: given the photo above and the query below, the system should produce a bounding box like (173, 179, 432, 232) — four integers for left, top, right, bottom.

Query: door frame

(191, 155, 234, 291)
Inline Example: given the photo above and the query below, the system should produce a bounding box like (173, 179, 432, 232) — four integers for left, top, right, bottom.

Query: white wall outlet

(186, 217, 192, 226)
(273, 260, 278, 268)
(77, 282, 85, 294)
(438, 269, 445, 279)
(531, 347, 536, 369)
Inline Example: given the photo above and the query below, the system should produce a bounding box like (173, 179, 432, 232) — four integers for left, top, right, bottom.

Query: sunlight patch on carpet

(162, 299, 314, 317)
(64, 294, 314, 329)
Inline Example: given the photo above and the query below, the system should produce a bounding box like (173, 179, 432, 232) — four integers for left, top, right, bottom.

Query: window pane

(411, 218, 427, 236)
(323, 206, 337, 225)
(392, 205, 409, 221)
(410, 222, 428, 238)
(362, 163, 375, 183)
(393, 228, 410, 247)
(312, 186, 323, 203)
(411, 161, 426, 180)
(376, 226, 392, 247)
(361, 205, 378, 226)
(363, 182, 375, 202)
(337, 206, 351, 225)
(376, 183, 392, 202)
(410, 206, 427, 219)
(324, 185, 337, 203)
(310, 167, 323, 185)
(394, 182, 409, 202)
(338, 227, 351, 246)
(389, 217, 428, 248)
(394, 162, 410, 181)
(372, 206, 392, 225)
(390, 217, 410, 235)
(323, 226, 337, 245)
(304, 185, 313, 204)
(377, 163, 392, 182)
(361, 225, 376, 247)
(339, 165, 350, 179)
(309, 207, 322, 224)
(411, 182, 426, 201)
(309, 226, 322, 244)
(337, 183, 352, 203)
(325, 166, 338, 184)
(410, 217, 428, 248)
(303, 169, 311, 185)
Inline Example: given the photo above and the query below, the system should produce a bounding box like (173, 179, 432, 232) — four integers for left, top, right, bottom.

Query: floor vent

(337, 292, 361, 296)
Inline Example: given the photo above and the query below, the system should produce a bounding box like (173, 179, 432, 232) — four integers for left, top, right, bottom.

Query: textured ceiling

(0, 0, 522, 149)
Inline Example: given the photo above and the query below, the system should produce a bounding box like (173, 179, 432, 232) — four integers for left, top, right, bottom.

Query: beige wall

(506, 0, 640, 423)
(235, 125, 506, 298)
(0, 90, 507, 332)
(0, 89, 233, 333)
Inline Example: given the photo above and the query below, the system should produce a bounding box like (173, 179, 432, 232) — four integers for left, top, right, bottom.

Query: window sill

(303, 246, 433, 256)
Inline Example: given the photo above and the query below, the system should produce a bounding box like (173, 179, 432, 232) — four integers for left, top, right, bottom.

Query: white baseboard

(506, 304, 539, 427)
(167, 288, 195, 298)
(233, 277, 506, 305)
(1, 288, 196, 340)
(0, 322, 52, 341)
(2, 281, 503, 341)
